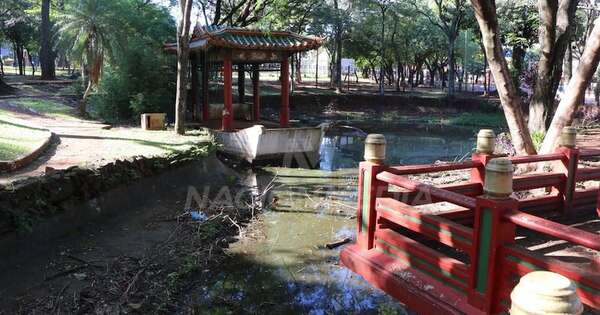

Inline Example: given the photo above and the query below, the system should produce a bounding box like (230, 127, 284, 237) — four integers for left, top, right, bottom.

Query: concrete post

(476, 129, 496, 154)
(510, 271, 583, 315)
(364, 134, 386, 164)
(472, 129, 496, 185)
(560, 126, 577, 148)
(483, 158, 514, 199)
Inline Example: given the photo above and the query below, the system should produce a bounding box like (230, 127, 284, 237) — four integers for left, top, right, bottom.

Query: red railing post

(469, 158, 518, 313)
(357, 134, 388, 250)
(555, 127, 580, 216)
(596, 187, 600, 217)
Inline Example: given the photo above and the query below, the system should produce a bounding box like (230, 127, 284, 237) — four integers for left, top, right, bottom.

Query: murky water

(320, 123, 478, 171)
(193, 168, 407, 314)
(190, 124, 482, 314)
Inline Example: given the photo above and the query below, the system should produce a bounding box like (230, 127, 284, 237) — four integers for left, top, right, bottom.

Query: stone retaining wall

(0, 143, 217, 236)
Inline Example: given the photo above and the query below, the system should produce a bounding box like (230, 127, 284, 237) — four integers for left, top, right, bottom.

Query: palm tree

(58, 0, 122, 115)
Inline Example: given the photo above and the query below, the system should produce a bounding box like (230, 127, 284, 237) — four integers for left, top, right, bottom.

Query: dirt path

(578, 128, 600, 151)
(0, 95, 209, 184)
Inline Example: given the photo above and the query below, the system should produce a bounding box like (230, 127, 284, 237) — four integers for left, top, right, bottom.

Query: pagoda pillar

(190, 53, 199, 120)
(222, 50, 233, 131)
(201, 51, 209, 121)
(252, 64, 260, 121)
(280, 56, 289, 127)
(238, 64, 245, 104)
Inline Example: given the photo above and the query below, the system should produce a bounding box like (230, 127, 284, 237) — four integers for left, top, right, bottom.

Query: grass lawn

(11, 99, 77, 120)
(0, 112, 51, 161)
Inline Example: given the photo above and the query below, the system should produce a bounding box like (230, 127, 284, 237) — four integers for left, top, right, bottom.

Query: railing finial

(560, 126, 577, 148)
(476, 129, 496, 154)
(483, 157, 513, 198)
(510, 271, 583, 315)
(364, 134, 386, 164)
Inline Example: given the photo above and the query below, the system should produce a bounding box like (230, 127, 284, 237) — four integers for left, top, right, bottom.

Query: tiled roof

(166, 25, 323, 52)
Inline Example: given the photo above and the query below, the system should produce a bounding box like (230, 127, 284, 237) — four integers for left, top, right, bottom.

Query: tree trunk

(40, 0, 56, 80)
(295, 55, 302, 83)
(396, 63, 402, 91)
(595, 74, 600, 105)
(14, 43, 25, 76)
(333, 0, 343, 93)
(511, 45, 525, 88)
(470, 0, 537, 155)
(540, 18, 600, 153)
(27, 51, 36, 77)
(79, 79, 93, 115)
(439, 67, 446, 88)
(563, 41, 573, 82)
(427, 64, 435, 86)
(175, 0, 193, 135)
(447, 36, 456, 95)
(528, 0, 579, 133)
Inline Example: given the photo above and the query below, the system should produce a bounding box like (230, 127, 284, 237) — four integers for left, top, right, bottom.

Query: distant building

(299, 49, 331, 77)
(0, 45, 13, 59)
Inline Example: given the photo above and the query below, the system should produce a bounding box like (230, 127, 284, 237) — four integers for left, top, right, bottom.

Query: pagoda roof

(165, 25, 323, 53)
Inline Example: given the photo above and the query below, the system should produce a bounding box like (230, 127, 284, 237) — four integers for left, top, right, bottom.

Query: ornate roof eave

(164, 25, 324, 54)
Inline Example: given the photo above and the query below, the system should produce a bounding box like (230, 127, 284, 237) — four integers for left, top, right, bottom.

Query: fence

(340, 128, 600, 314)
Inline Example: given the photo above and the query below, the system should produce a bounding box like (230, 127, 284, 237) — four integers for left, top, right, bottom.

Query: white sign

(341, 58, 356, 74)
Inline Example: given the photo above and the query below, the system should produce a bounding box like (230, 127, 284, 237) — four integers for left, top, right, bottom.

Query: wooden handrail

(576, 168, 600, 182)
(504, 209, 600, 250)
(385, 160, 482, 176)
(377, 171, 477, 209)
(508, 153, 565, 164)
(580, 148, 600, 158)
(512, 172, 565, 191)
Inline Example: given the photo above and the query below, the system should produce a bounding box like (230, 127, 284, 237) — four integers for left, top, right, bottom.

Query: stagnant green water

(190, 124, 480, 314)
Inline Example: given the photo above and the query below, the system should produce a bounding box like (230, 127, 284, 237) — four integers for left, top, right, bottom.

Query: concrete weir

(213, 124, 327, 167)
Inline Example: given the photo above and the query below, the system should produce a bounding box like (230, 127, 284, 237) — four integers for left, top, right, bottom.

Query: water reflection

(320, 123, 478, 170)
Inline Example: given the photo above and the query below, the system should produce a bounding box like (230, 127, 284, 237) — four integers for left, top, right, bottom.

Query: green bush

(531, 130, 545, 151)
(87, 1, 176, 124)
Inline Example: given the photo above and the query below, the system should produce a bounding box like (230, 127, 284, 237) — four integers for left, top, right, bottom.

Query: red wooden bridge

(341, 130, 600, 314)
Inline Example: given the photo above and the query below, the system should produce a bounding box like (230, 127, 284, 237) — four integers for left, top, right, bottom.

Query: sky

(153, 0, 204, 27)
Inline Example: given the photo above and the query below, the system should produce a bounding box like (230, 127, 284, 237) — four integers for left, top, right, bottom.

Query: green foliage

(445, 112, 507, 128)
(82, 0, 176, 123)
(531, 130, 545, 151)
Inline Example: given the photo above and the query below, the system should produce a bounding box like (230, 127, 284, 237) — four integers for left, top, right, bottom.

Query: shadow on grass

(56, 133, 208, 152)
(0, 118, 50, 132)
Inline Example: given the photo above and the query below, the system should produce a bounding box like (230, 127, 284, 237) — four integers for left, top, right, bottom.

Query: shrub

(86, 1, 176, 124)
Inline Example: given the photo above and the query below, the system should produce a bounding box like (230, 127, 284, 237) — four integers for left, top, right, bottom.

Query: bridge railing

(351, 128, 600, 314)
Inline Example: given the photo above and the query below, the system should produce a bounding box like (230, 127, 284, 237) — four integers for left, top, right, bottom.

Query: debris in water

(325, 237, 352, 249)
(190, 210, 208, 221)
(73, 273, 87, 281)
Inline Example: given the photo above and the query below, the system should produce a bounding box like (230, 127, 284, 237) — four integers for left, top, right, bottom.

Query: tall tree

(174, 0, 193, 135)
(58, 0, 122, 115)
(40, 0, 56, 80)
(413, 0, 468, 95)
(199, 0, 275, 26)
(470, 0, 537, 155)
(374, 0, 391, 95)
(497, 0, 538, 88)
(539, 17, 600, 153)
(332, 0, 344, 93)
(528, 0, 579, 133)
